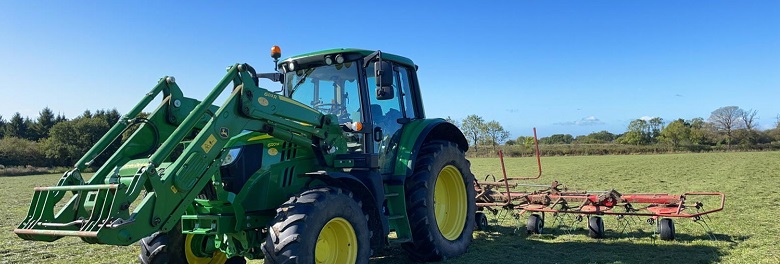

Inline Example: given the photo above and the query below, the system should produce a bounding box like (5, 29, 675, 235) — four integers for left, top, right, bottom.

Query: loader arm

(15, 64, 347, 245)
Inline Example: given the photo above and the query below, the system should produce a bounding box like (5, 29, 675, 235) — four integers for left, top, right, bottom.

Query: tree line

(2, 105, 779, 170)
(448, 106, 780, 157)
(0, 107, 123, 169)
(445, 115, 510, 151)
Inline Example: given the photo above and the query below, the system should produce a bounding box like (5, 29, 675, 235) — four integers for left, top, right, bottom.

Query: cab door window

(366, 62, 415, 173)
(396, 66, 417, 119)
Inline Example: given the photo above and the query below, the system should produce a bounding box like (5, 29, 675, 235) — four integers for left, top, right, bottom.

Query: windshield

(286, 62, 361, 124)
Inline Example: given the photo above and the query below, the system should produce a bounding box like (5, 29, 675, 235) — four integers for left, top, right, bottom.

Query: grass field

(2, 152, 779, 263)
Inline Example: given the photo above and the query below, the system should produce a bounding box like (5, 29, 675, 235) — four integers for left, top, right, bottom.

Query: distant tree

(5, 112, 28, 139)
(55, 113, 67, 124)
(94, 108, 121, 126)
(648, 117, 664, 141)
(660, 119, 690, 148)
(24, 117, 35, 139)
(736, 109, 759, 145)
(0, 114, 5, 138)
(483, 120, 509, 149)
(540, 134, 574, 144)
(628, 119, 649, 134)
(708, 106, 744, 148)
(575, 130, 616, 143)
(740, 109, 758, 130)
(33, 107, 56, 140)
(766, 121, 780, 142)
(616, 131, 643, 145)
(0, 137, 44, 166)
(618, 119, 651, 145)
(44, 117, 111, 167)
(733, 129, 762, 146)
(444, 116, 459, 127)
(522, 136, 535, 147)
(81, 110, 93, 119)
(688, 118, 715, 145)
(515, 136, 536, 148)
(591, 130, 616, 142)
(461, 115, 485, 151)
(776, 114, 780, 129)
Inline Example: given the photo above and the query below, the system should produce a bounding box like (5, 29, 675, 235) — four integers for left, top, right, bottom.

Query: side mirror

(374, 61, 394, 100)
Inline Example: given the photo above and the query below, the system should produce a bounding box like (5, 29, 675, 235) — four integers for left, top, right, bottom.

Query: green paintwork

(382, 118, 447, 240)
(15, 49, 468, 260)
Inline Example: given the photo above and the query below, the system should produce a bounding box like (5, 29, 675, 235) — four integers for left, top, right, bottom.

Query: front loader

(15, 47, 475, 263)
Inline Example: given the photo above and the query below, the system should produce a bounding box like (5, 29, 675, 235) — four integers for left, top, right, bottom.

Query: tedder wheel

(526, 214, 544, 234)
(659, 218, 676, 241)
(475, 212, 489, 231)
(139, 223, 246, 264)
(588, 216, 605, 239)
(402, 140, 476, 262)
(262, 187, 371, 264)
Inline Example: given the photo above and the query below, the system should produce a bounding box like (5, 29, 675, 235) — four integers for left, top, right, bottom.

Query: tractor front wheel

(403, 140, 476, 262)
(262, 187, 371, 264)
(139, 223, 245, 264)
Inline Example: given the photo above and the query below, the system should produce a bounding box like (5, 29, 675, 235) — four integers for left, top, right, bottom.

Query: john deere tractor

(15, 47, 475, 263)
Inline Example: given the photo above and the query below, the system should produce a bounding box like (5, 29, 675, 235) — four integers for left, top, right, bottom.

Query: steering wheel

(313, 103, 353, 123)
(313, 103, 341, 113)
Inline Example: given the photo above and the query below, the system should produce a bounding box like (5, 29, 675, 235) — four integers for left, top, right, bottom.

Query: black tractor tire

(402, 140, 476, 262)
(475, 212, 489, 231)
(588, 216, 605, 239)
(262, 187, 371, 264)
(139, 229, 184, 264)
(526, 214, 544, 235)
(659, 218, 675, 241)
(139, 223, 246, 264)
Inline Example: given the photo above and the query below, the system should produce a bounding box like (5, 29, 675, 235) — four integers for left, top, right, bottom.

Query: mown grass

(1, 152, 778, 263)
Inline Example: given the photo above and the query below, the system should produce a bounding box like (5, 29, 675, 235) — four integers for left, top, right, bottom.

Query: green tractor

(15, 47, 475, 263)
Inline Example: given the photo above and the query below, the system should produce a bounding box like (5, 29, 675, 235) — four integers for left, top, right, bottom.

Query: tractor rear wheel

(402, 140, 475, 262)
(139, 223, 245, 264)
(262, 187, 371, 264)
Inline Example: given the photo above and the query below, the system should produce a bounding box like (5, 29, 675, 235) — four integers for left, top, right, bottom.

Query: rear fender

(385, 118, 468, 240)
(394, 119, 467, 178)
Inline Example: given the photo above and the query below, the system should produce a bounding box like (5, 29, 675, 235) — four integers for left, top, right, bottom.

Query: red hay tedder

(473, 129, 725, 240)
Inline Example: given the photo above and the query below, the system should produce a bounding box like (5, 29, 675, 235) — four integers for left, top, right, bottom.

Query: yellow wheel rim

(315, 217, 358, 264)
(434, 165, 467, 240)
(185, 234, 228, 264)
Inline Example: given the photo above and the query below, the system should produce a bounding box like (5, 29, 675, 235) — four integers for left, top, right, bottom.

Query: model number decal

(263, 92, 278, 99)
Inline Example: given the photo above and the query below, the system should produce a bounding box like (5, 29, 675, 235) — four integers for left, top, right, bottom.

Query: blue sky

(1, 1, 778, 138)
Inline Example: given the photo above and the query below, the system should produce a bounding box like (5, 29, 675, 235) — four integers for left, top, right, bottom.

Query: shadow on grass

(370, 224, 745, 264)
(540, 216, 745, 244)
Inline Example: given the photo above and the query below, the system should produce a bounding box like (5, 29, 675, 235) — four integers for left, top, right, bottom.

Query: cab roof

(282, 48, 416, 68)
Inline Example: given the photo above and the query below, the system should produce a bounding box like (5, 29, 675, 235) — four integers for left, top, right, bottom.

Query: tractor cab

(277, 49, 423, 170)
